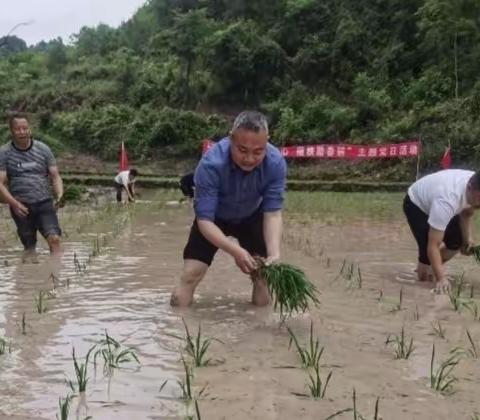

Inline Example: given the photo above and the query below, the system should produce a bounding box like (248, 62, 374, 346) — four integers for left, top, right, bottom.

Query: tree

(417, 0, 480, 98)
(46, 38, 68, 74)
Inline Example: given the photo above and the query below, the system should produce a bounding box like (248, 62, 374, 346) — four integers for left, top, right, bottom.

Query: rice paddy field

(1, 189, 480, 419)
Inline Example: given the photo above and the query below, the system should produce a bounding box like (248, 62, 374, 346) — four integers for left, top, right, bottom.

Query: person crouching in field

(0, 113, 64, 263)
(170, 111, 287, 307)
(404, 169, 480, 293)
(114, 168, 138, 203)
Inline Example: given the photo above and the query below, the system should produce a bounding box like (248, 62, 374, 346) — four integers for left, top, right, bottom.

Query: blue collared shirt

(194, 138, 287, 223)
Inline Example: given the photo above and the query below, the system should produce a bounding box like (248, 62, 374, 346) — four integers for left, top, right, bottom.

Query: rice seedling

(377, 289, 383, 302)
(34, 290, 48, 314)
(471, 412, 480, 420)
(251, 261, 320, 317)
(177, 357, 207, 402)
(470, 284, 475, 299)
(93, 330, 140, 373)
(413, 304, 420, 321)
(431, 321, 447, 339)
(287, 321, 324, 368)
(21, 312, 26, 335)
(0, 336, 11, 355)
(464, 301, 480, 321)
(169, 319, 222, 367)
(56, 394, 73, 420)
(389, 287, 403, 313)
(449, 273, 469, 312)
(451, 329, 478, 359)
(325, 388, 380, 420)
(429, 344, 459, 395)
(68, 346, 95, 393)
(385, 326, 415, 359)
(472, 245, 480, 264)
(307, 364, 332, 399)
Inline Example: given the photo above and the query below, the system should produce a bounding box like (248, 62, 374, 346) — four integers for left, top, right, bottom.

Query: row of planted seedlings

(0, 203, 139, 419)
(331, 252, 480, 415)
(57, 330, 140, 420)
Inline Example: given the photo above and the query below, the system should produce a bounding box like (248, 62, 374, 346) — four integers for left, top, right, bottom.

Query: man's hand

(233, 247, 257, 274)
(264, 254, 280, 266)
(54, 195, 65, 210)
(11, 201, 28, 217)
(461, 239, 475, 256)
(434, 277, 451, 294)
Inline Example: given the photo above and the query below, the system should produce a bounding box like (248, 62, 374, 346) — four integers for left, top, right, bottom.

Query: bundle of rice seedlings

(251, 261, 320, 317)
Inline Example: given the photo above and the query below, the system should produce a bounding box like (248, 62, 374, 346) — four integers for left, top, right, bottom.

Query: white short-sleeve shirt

(114, 170, 134, 187)
(408, 169, 473, 231)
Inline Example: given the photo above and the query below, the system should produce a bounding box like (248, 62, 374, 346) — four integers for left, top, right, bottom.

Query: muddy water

(0, 196, 480, 419)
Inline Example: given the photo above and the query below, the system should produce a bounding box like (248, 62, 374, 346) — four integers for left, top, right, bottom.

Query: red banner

(202, 139, 420, 159)
(119, 141, 129, 171)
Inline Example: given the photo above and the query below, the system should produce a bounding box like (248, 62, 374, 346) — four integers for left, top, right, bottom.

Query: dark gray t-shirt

(0, 139, 56, 204)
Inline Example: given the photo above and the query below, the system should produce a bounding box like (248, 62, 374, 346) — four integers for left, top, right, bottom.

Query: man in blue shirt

(170, 111, 287, 307)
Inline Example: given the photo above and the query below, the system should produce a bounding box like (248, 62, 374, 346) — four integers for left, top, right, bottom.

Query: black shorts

(403, 194, 462, 265)
(183, 210, 267, 265)
(179, 173, 195, 198)
(10, 198, 62, 250)
(115, 182, 134, 202)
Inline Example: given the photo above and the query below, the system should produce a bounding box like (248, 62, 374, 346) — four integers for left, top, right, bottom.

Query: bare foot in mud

(21, 249, 39, 264)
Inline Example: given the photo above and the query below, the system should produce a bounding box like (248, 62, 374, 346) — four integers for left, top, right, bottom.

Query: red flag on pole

(119, 141, 129, 171)
(440, 143, 451, 169)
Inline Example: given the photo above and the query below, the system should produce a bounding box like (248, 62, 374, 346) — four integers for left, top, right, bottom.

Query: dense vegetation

(1, 0, 480, 177)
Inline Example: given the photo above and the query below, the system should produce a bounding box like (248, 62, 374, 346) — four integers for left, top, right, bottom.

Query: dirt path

(0, 203, 480, 419)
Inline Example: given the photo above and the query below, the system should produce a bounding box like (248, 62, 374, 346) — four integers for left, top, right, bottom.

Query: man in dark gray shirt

(0, 113, 64, 262)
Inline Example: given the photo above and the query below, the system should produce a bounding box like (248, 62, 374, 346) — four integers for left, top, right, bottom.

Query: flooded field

(1, 190, 480, 419)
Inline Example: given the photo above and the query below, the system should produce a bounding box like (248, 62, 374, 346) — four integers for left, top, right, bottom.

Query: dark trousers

(10, 199, 62, 250)
(115, 182, 134, 202)
(403, 194, 462, 265)
(183, 210, 267, 265)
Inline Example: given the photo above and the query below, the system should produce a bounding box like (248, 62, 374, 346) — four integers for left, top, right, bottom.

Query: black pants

(10, 199, 62, 250)
(403, 194, 462, 265)
(179, 173, 195, 198)
(183, 210, 267, 265)
(115, 182, 134, 202)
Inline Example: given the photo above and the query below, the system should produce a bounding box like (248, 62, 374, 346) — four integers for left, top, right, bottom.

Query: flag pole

(416, 136, 422, 180)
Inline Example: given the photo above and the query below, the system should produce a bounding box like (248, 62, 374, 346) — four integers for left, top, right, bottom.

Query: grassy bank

(63, 174, 410, 193)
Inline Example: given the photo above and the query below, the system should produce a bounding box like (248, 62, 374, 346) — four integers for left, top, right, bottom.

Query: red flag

(119, 142, 129, 171)
(440, 144, 451, 169)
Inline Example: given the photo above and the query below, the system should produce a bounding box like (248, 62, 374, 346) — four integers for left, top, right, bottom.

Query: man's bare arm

(427, 228, 448, 289)
(48, 165, 63, 202)
(0, 171, 28, 216)
(263, 210, 283, 264)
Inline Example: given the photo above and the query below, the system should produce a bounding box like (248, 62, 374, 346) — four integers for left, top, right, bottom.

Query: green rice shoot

(251, 261, 319, 317)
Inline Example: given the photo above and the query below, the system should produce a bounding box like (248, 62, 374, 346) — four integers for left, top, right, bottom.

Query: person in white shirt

(114, 168, 138, 203)
(403, 169, 480, 292)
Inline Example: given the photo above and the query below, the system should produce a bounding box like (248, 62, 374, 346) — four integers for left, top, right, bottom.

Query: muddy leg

(170, 259, 208, 307)
(252, 277, 271, 307)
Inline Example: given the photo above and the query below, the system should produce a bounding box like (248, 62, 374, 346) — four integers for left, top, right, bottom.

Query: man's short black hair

(8, 112, 29, 130)
(470, 172, 480, 190)
(130, 168, 139, 177)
